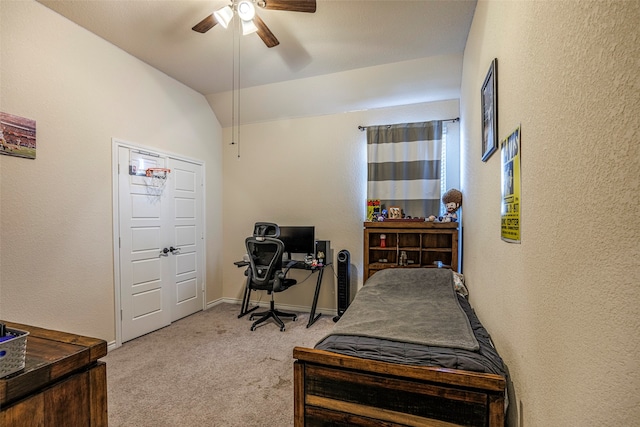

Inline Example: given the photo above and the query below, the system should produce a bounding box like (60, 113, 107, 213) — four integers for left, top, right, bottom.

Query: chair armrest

(273, 261, 297, 292)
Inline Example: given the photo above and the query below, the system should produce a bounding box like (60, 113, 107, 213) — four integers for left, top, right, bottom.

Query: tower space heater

(334, 249, 351, 322)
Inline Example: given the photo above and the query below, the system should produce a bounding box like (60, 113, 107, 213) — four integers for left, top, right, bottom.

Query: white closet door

(118, 146, 171, 342)
(167, 157, 204, 322)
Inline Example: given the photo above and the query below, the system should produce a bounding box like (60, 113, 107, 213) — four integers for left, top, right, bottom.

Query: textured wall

(0, 1, 223, 342)
(461, 1, 640, 426)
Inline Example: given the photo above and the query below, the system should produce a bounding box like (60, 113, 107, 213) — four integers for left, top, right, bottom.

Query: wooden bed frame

(293, 346, 506, 427)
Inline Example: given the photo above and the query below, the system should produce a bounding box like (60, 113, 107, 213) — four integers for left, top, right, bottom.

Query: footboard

(293, 347, 506, 427)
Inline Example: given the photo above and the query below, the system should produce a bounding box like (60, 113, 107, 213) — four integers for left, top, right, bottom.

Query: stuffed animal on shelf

(441, 189, 463, 222)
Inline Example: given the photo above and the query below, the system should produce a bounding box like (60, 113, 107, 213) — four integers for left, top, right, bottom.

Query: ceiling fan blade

(261, 0, 316, 13)
(192, 14, 217, 33)
(254, 15, 280, 48)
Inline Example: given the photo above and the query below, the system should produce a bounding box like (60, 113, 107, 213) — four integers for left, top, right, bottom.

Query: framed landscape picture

(481, 58, 497, 162)
(0, 111, 36, 160)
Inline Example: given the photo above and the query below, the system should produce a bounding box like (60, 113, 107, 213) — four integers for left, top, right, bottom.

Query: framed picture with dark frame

(481, 58, 498, 162)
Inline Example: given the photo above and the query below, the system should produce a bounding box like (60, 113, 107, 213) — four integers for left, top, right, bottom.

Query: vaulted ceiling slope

(37, 0, 477, 126)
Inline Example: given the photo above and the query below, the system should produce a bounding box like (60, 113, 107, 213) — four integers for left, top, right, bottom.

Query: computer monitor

(278, 226, 315, 258)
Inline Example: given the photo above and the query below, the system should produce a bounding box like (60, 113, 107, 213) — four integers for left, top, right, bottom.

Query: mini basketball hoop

(145, 167, 171, 178)
(144, 167, 171, 196)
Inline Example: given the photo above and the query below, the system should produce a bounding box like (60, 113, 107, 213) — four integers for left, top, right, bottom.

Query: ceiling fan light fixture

(241, 19, 258, 35)
(237, 1, 256, 21)
(213, 5, 234, 29)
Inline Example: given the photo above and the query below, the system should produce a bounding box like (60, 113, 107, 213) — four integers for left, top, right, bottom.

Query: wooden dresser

(364, 221, 459, 279)
(0, 321, 108, 427)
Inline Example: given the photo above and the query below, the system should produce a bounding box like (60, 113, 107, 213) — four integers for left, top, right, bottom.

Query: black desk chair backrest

(245, 236, 287, 291)
(244, 222, 297, 331)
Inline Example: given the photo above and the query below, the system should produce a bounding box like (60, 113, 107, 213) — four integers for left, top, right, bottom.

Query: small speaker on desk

(334, 249, 351, 322)
(314, 240, 330, 265)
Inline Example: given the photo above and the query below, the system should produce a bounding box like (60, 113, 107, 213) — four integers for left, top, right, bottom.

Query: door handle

(160, 247, 180, 256)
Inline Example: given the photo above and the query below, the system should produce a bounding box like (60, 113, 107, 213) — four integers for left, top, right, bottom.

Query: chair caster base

(248, 300, 297, 332)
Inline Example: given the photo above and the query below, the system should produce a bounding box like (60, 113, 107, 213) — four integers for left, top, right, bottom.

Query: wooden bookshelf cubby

(363, 221, 459, 280)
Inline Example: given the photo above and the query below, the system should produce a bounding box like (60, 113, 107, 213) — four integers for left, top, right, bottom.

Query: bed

(293, 267, 507, 427)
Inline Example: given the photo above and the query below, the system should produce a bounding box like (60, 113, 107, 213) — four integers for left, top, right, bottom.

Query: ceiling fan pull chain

(236, 22, 242, 158)
(230, 18, 241, 158)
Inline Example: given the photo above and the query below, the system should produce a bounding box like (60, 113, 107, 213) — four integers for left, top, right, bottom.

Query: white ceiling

(37, 0, 477, 126)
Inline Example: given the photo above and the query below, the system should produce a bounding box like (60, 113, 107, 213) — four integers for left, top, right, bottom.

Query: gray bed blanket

(326, 268, 479, 351)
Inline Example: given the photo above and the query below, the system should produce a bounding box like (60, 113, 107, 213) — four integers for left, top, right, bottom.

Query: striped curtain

(367, 121, 443, 218)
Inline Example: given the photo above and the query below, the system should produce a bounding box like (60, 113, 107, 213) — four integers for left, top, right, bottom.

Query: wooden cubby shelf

(363, 221, 459, 280)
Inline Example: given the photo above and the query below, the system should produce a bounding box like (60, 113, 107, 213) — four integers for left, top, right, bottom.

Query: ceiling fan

(192, 0, 317, 48)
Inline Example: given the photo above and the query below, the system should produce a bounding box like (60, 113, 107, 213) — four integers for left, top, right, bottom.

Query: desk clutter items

(0, 322, 29, 378)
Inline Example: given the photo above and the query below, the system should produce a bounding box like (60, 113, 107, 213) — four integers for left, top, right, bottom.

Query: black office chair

(245, 223, 298, 331)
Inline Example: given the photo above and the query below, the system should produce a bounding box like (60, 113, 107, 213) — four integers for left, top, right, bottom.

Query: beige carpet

(103, 303, 336, 427)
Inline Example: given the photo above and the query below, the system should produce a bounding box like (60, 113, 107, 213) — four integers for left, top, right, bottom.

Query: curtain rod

(358, 117, 459, 131)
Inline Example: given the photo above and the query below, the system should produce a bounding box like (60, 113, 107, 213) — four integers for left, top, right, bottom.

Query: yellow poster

(500, 126, 521, 243)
